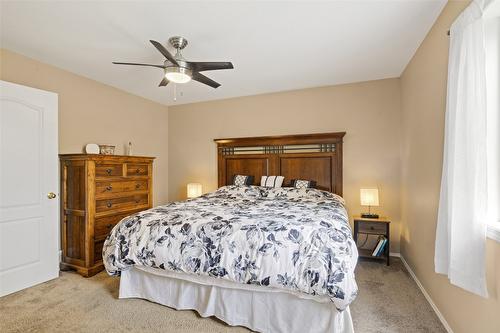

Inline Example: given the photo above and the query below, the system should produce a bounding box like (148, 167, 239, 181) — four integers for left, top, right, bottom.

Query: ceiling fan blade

(192, 72, 221, 88)
(159, 77, 169, 87)
(189, 62, 234, 72)
(149, 40, 179, 66)
(112, 62, 165, 68)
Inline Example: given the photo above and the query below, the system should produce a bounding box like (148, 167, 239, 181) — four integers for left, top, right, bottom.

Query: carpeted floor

(0, 258, 445, 333)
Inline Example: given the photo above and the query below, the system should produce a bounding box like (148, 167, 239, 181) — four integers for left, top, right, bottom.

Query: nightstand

(353, 216, 390, 266)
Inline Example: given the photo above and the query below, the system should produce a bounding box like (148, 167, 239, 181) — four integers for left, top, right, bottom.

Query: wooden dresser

(59, 154, 154, 277)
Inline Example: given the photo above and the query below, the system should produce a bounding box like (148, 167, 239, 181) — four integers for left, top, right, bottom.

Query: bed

(103, 132, 358, 333)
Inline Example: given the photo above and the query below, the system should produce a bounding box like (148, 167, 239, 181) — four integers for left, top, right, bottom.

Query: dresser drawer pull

(106, 202, 112, 208)
(370, 226, 375, 230)
(135, 183, 141, 189)
(106, 185, 113, 191)
(106, 168, 112, 175)
(106, 223, 113, 229)
(136, 168, 141, 174)
(135, 199, 140, 204)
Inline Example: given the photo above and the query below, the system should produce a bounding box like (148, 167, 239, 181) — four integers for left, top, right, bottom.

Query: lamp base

(361, 213, 379, 219)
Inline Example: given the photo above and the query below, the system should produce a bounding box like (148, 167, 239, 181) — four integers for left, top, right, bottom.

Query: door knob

(47, 192, 57, 199)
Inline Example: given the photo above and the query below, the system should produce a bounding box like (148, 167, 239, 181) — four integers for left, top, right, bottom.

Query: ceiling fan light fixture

(165, 66, 192, 84)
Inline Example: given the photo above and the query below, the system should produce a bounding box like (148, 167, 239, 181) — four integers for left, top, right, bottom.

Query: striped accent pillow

(233, 175, 254, 186)
(260, 175, 285, 188)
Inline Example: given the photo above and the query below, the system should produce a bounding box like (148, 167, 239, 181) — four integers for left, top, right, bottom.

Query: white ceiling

(0, 1, 446, 106)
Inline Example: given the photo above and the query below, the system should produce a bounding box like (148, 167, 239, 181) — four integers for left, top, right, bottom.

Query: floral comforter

(103, 185, 358, 310)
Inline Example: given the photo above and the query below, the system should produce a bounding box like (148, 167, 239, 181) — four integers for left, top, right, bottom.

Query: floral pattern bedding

(103, 185, 358, 310)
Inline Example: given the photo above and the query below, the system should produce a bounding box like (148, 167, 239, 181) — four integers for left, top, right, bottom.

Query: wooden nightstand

(353, 216, 391, 266)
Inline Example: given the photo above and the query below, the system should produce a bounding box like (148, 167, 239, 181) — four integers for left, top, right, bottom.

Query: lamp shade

(187, 183, 202, 198)
(360, 188, 379, 206)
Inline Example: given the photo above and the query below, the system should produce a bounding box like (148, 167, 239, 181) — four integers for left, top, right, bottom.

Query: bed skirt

(119, 267, 354, 333)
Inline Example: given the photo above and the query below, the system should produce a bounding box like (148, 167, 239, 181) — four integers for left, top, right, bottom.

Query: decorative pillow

(260, 175, 285, 188)
(215, 185, 261, 198)
(291, 179, 317, 189)
(232, 174, 254, 186)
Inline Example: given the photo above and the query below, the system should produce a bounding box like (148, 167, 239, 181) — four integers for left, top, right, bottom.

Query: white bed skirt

(119, 267, 354, 333)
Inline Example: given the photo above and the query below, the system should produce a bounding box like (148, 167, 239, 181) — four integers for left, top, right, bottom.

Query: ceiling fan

(112, 36, 233, 89)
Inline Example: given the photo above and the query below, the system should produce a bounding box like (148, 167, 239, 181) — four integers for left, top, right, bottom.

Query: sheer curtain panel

(435, 0, 495, 298)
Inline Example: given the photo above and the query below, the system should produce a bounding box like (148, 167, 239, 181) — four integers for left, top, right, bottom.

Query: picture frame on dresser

(59, 154, 154, 277)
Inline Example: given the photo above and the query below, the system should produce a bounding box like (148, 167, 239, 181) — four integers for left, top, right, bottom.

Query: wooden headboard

(214, 132, 345, 196)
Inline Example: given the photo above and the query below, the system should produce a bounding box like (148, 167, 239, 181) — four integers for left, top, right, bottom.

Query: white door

(0, 80, 59, 296)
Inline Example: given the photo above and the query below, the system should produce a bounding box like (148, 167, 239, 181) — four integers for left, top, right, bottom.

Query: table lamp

(360, 188, 379, 218)
(187, 183, 202, 198)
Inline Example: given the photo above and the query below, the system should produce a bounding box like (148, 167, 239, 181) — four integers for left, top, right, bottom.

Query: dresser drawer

(94, 210, 140, 240)
(95, 180, 148, 197)
(127, 163, 149, 177)
(95, 164, 123, 177)
(95, 194, 148, 213)
(358, 222, 387, 234)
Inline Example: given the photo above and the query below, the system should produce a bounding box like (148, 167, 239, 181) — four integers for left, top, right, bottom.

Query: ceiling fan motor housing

(164, 59, 190, 69)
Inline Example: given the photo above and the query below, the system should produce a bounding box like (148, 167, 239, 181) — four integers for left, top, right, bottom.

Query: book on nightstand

(372, 236, 387, 256)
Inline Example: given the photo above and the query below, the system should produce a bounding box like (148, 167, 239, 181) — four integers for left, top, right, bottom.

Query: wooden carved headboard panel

(214, 132, 345, 196)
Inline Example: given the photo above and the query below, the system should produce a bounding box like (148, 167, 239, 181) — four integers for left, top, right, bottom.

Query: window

(485, 11, 500, 241)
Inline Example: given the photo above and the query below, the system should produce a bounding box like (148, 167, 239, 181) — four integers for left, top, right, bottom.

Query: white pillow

(260, 175, 285, 188)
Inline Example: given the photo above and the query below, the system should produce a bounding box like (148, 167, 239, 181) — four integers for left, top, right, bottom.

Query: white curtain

(435, 0, 493, 298)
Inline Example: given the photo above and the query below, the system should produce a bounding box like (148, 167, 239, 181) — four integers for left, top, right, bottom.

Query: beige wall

(0, 49, 169, 205)
(400, 1, 500, 333)
(4, 4, 498, 330)
(168, 78, 402, 252)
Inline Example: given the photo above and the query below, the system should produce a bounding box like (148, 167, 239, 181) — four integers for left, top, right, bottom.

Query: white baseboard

(399, 255, 453, 333)
(59, 250, 62, 263)
(389, 252, 401, 257)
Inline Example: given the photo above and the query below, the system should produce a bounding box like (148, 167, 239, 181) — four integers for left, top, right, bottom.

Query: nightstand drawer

(358, 222, 387, 234)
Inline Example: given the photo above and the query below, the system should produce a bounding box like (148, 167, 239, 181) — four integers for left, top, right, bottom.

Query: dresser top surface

(59, 153, 155, 160)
